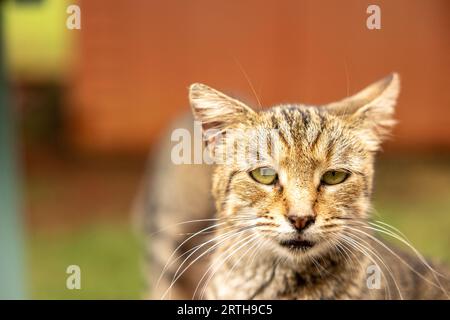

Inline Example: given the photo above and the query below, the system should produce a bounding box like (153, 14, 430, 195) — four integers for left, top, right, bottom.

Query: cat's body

(136, 74, 449, 300)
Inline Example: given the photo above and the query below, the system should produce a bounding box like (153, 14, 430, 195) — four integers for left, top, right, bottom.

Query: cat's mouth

(279, 239, 315, 251)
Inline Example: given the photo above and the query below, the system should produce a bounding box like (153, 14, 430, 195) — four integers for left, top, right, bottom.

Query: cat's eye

(321, 170, 349, 185)
(249, 167, 278, 185)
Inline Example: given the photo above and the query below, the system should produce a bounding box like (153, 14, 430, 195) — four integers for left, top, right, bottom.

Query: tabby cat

(135, 73, 449, 299)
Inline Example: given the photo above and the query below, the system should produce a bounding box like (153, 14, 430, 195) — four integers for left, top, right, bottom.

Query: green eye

(321, 170, 349, 185)
(249, 167, 278, 185)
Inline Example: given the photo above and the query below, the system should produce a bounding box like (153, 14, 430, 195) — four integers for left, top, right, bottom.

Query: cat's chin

(279, 239, 315, 252)
(272, 237, 330, 262)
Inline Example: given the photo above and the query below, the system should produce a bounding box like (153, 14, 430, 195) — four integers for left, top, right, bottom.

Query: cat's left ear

(326, 73, 400, 151)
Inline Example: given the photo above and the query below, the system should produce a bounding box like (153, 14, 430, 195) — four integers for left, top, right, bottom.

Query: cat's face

(190, 74, 400, 261)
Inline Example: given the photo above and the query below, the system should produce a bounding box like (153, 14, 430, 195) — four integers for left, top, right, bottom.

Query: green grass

(28, 223, 143, 299)
(372, 156, 450, 264)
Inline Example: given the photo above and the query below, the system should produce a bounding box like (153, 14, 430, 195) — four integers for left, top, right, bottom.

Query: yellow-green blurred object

(3, 0, 75, 81)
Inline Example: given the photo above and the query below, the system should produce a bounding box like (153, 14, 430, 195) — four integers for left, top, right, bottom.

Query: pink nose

(287, 215, 315, 232)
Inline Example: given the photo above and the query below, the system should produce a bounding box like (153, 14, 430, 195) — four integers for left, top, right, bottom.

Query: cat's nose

(287, 215, 315, 232)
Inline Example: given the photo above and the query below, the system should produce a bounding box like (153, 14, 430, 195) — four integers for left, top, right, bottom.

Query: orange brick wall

(67, 0, 450, 153)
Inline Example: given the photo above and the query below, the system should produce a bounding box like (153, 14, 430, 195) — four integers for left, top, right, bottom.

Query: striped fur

(137, 74, 449, 299)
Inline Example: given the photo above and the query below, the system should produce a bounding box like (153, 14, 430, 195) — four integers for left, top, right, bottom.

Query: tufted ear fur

(189, 83, 256, 132)
(189, 83, 257, 160)
(326, 73, 400, 151)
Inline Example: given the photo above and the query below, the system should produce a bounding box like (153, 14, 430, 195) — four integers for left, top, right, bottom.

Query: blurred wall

(66, 0, 450, 153)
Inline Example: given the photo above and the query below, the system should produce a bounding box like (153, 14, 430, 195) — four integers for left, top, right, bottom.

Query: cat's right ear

(189, 83, 256, 133)
(189, 83, 256, 162)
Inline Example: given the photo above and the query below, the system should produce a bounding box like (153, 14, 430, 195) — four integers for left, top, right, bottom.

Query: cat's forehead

(257, 104, 337, 146)
(251, 104, 366, 170)
(259, 104, 323, 127)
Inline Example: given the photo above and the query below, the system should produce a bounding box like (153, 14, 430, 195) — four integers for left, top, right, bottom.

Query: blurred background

(0, 0, 449, 299)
